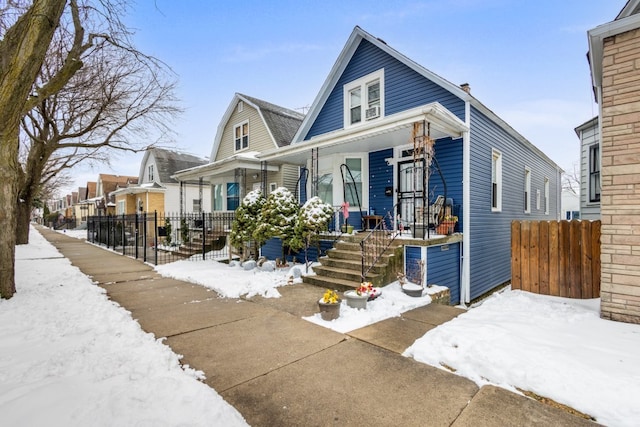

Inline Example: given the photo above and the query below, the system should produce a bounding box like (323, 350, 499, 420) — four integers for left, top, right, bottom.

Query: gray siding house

(575, 117, 600, 220)
(260, 26, 562, 304)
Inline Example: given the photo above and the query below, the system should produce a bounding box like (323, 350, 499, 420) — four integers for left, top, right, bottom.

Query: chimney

(460, 83, 471, 94)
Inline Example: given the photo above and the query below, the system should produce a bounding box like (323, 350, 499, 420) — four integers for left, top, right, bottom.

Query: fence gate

(511, 220, 601, 299)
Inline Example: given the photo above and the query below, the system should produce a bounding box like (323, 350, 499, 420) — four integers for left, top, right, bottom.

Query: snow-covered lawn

(0, 227, 248, 426)
(12, 227, 640, 426)
(404, 290, 640, 426)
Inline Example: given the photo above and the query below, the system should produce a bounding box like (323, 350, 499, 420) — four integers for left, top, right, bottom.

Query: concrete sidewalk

(39, 227, 598, 426)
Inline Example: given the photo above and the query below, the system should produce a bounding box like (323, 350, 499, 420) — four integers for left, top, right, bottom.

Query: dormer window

(344, 69, 384, 127)
(234, 121, 249, 151)
(148, 165, 154, 182)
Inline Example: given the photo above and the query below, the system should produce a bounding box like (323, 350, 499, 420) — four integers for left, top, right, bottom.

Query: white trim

(544, 177, 550, 215)
(491, 148, 503, 212)
(233, 120, 249, 153)
(343, 69, 384, 128)
(524, 166, 531, 214)
(461, 100, 471, 304)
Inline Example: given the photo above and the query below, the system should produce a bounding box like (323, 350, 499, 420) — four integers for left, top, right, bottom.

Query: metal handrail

(360, 207, 399, 282)
(340, 163, 364, 230)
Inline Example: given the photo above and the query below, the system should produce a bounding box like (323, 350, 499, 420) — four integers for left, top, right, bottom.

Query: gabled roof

(86, 181, 97, 199)
(277, 26, 559, 169)
(292, 26, 470, 144)
(208, 93, 304, 161)
(97, 174, 138, 200)
(139, 147, 208, 184)
(589, 0, 640, 93)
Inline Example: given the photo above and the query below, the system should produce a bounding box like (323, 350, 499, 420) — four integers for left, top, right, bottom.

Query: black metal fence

(87, 211, 235, 265)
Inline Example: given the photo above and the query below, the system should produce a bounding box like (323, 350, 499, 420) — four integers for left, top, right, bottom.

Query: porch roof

(171, 151, 280, 182)
(110, 182, 166, 197)
(258, 102, 468, 164)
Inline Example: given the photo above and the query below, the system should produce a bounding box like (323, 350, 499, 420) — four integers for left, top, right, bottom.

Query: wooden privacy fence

(511, 220, 601, 299)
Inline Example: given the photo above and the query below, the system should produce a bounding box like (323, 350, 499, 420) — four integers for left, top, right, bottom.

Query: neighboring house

(575, 117, 600, 219)
(75, 181, 98, 226)
(95, 174, 138, 215)
(587, 0, 640, 323)
(111, 148, 209, 215)
(260, 26, 562, 304)
(561, 189, 580, 220)
(172, 93, 305, 210)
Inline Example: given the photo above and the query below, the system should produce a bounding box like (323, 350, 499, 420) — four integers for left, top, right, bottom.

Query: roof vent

(460, 83, 471, 94)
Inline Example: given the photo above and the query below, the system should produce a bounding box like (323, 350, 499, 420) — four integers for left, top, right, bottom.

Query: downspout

(461, 101, 471, 305)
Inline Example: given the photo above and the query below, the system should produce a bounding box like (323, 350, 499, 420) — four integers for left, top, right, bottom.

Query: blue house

(261, 26, 562, 304)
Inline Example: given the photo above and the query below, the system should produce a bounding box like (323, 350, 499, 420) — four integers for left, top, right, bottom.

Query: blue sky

(66, 0, 624, 194)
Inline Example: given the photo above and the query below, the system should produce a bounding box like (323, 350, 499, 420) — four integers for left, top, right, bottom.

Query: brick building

(588, 0, 640, 323)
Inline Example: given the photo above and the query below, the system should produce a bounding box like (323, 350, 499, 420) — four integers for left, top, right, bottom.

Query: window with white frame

(589, 144, 601, 203)
(344, 69, 384, 127)
(491, 149, 502, 211)
(234, 122, 249, 152)
(116, 200, 125, 215)
(269, 182, 277, 193)
(148, 164, 154, 182)
(344, 158, 362, 206)
(193, 199, 201, 213)
(213, 184, 223, 211)
(524, 167, 531, 214)
(544, 177, 550, 215)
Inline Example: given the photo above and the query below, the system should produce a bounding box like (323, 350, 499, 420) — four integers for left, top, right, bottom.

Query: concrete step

(311, 265, 381, 285)
(302, 274, 361, 292)
(320, 256, 387, 274)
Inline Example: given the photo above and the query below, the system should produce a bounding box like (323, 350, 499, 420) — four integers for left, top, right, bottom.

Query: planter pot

(318, 300, 341, 321)
(402, 283, 424, 298)
(437, 221, 456, 235)
(344, 290, 368, 309)
(341, 225, 354, 234)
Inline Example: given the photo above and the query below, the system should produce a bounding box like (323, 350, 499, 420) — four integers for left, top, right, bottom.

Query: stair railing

(360, 206, 400, 283)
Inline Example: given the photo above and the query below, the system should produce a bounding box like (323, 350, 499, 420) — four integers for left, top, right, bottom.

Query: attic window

(237, 101, 243, 113)
(234, 121, 249, 151)
(344, 69, 384, 127)
(148, 165, 154, 182)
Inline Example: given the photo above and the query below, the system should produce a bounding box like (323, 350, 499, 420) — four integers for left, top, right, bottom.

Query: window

(213, 184, 223, 211)
(491, 149, 502, 211)
(116, 200, 125, 215)
(317, 173, 333, 205)
(237, 101, 243, 113)
(148, 165, 154, 182)
(524, 167, 531, 214)
(344, 69, 384, 127)
(344, 158, 362, 206)
(193, 199, 201, 213)
(269, 182, 277, 193)
(589, 145, 601, 203)
(234, 122, 249, 151)
(544, 177, 550, 215)
(226, 182, 240, 210)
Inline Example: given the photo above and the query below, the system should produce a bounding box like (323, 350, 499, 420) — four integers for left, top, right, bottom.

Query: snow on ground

(404, 289, 640, 427)
(0, 227, 248, 426)
(304, 283, 447, 333)
(31, 228, 640, 426)
(155, 259, 304, 299)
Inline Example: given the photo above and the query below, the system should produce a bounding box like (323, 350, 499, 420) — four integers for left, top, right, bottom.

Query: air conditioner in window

(365, 105, 380, 120)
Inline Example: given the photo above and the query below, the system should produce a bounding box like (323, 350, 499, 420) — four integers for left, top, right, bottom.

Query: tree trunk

(0, 127, 19, 299)
(16, 200, 31, 245)
(0, 0, 68, 298)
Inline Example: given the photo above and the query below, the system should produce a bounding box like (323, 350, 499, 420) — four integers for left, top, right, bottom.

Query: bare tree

(1, 0, 176, 298)
(16, 26, 180, 244)
(0, 0, 68, 299)
(562, 162, 581, 195)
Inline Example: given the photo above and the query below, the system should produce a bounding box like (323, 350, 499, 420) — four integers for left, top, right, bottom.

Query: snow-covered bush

(290, 196, 334, 254)
(229, 189, 265, 260)
(253, 187, 300, 259)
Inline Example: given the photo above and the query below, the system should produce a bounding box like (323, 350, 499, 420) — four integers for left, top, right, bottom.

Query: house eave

(172, 153, 279, 181)
(261, 102, 468, 164)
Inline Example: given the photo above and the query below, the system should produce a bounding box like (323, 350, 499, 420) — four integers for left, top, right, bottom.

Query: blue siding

(427, 243, 461, 305)
(261, 237, 334, 263)
(468, 106, 561, 300)
(306, 39, 465, 139)
(369, 149, 394, 225)
(430, 137, 464, 232)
